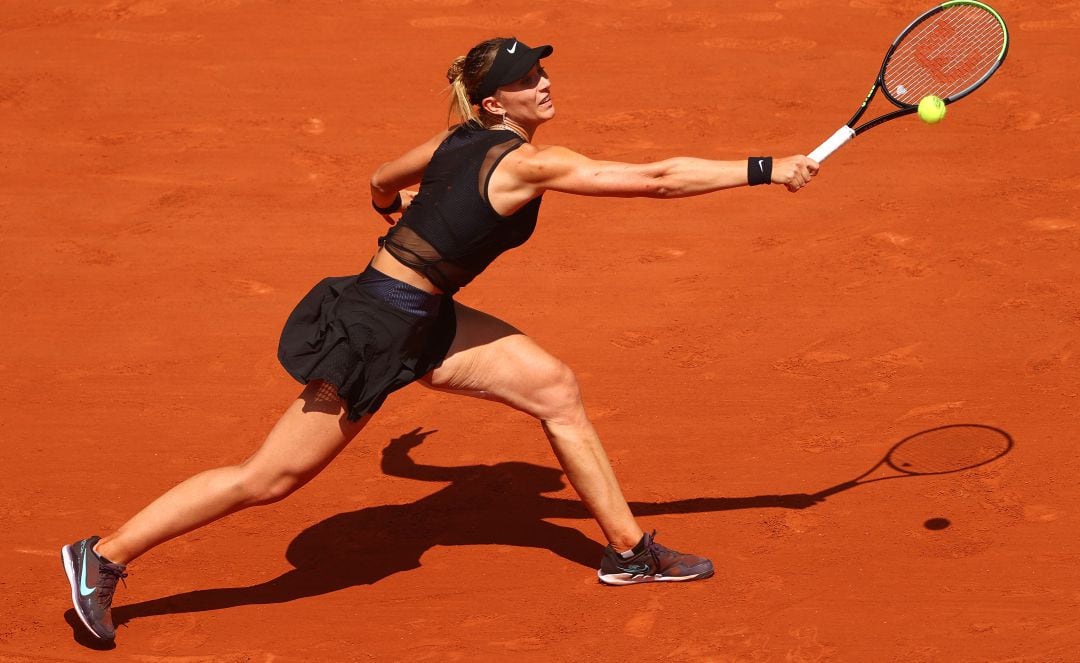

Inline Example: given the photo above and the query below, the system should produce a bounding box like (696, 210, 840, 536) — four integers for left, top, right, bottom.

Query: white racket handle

(808, 126, 855, 163)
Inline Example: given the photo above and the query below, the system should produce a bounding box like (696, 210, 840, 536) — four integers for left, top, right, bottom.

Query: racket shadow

(637, 423, 1016, 514)
(108, 423, 1013, 633)
(811, 422, 1014, 500)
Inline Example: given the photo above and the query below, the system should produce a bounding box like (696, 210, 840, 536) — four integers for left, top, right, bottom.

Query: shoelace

(643, 531, 687, 571)
(96, 563, 128, 606)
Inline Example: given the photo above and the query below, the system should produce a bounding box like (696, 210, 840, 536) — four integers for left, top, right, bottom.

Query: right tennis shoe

(61, 535, 127, 641)
(597, 530, 714, 585)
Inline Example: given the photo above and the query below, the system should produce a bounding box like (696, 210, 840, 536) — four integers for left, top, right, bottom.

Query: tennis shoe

(61, 535, 127, 641)
(597, 530, 713, 585)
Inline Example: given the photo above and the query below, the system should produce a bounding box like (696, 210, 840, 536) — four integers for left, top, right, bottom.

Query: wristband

(372, 192, 402, 214)
(748, 157, 773, 186)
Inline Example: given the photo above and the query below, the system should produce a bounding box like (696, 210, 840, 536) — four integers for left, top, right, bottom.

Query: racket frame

(883, 423, 1013, 477)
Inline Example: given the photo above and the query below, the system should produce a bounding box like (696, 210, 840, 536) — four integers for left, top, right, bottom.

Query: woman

(62, 37, 818, 642)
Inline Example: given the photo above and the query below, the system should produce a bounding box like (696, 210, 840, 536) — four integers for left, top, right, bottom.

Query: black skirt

(277, 268, 456, 421)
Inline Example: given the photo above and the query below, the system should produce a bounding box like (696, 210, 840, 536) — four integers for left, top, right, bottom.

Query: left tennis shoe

(597, 530, 714, 585)
(61, 535, 127, 641)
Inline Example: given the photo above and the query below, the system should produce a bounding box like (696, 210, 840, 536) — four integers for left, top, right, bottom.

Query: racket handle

(808, 126, 855, 163)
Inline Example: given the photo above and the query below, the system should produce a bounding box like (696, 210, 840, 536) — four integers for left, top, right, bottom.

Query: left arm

(369, 127, 456, 218)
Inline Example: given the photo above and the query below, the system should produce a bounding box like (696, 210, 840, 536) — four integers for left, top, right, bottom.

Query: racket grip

(808, 126, 855, 163)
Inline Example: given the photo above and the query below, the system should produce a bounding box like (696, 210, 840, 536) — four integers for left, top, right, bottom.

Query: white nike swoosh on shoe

(79, 546, 97, 597)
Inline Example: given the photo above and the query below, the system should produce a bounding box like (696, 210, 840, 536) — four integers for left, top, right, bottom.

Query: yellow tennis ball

(918, 95, 946, 124)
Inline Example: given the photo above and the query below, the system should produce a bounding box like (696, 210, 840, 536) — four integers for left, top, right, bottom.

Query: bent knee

(532, 360, 585, 423)
(235, 466, 307, 507)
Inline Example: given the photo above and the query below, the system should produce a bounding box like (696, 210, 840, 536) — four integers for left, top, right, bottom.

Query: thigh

(242, 380, 372, 481)
(422, 302, 577, 420)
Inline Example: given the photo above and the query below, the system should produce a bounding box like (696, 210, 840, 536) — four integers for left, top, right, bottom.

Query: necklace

(492, 118, 529, 142)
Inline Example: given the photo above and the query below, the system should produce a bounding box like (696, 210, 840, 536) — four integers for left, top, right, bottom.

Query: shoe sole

(597, 568, 715, 586)
(61, 544, 111, 641)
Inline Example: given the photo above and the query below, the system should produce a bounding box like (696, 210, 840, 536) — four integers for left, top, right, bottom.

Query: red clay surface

(4, 1, 1079, 661)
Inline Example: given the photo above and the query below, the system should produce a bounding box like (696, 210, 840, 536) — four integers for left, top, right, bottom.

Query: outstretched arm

(500, 144, 818, 203)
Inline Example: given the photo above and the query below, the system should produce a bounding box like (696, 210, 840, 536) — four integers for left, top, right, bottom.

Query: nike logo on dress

(79, 546, 97, 597)
(507, 41, 518, 54)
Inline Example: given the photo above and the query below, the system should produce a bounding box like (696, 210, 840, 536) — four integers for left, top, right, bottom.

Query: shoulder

(434, 124, 466, 147)
(501, 143, 591, 184)
(514, 143, 582, 160)
(404, 126, 459, 159)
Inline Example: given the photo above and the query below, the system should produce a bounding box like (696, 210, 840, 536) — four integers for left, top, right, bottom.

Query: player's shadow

(108, 424, 1009, 632)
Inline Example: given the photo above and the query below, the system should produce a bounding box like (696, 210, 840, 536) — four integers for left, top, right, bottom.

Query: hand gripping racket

(809, 0, 1009, 163)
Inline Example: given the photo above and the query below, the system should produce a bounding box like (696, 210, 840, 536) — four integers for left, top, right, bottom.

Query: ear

(480, 95, 505, 116)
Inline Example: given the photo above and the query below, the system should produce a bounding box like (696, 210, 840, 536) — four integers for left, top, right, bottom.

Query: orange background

(3, 0, 1078, 660)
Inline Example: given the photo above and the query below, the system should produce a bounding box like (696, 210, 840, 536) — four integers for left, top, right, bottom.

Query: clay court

(3, 0, 1079, 660)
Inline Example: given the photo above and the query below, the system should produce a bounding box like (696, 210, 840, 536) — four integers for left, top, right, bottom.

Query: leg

(421, 303, 643, 551)
(95, 381, 369, 565)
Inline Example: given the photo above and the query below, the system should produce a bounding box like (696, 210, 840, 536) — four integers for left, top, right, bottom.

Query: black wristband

(372, 192, 402, 214)
(748, 157, 773, 186)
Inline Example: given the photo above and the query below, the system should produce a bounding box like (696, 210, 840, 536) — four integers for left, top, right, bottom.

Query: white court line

(15, 548, 57, 557)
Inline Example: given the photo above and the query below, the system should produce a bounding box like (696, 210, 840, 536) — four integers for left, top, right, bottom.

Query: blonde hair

(446, 38, 506, 127)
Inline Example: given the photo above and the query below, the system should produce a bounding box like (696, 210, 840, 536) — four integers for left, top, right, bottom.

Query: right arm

(497, 145, 818, 204)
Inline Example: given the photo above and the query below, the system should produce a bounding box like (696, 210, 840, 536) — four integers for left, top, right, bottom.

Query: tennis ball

(917, 95, 946, 124)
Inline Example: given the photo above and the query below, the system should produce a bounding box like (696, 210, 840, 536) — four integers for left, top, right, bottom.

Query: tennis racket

(813, 424, 1013, 499)
(808, 0, 1009, 163)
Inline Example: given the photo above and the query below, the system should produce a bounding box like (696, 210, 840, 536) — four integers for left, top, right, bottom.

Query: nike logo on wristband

(758, 159, 765, 172)
(507, 41, 518, 54)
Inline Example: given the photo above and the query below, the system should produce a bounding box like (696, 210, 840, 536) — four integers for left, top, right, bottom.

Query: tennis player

(62, 36, 818, 642)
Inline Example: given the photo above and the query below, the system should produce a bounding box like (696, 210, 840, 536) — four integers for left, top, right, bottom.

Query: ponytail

(446, 56, 478, 124)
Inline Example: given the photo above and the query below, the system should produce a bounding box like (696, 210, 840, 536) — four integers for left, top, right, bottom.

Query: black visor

(470, 38, 553, 104)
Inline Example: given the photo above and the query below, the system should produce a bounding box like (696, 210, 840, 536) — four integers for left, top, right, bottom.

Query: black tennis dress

(278, 124, 542, 420)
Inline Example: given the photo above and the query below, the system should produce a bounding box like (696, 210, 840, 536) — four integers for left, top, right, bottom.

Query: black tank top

(379, 123, 543, 294)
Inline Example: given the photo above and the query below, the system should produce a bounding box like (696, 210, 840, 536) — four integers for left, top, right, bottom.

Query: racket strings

(887, 17, 1000, 100)
(892, 21, 999, 94)
(887, 426, 1011, 475)
(886, 8, 1003, 99)
(889, 7, 1000, 82)
(884, 4, 1005, 104)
